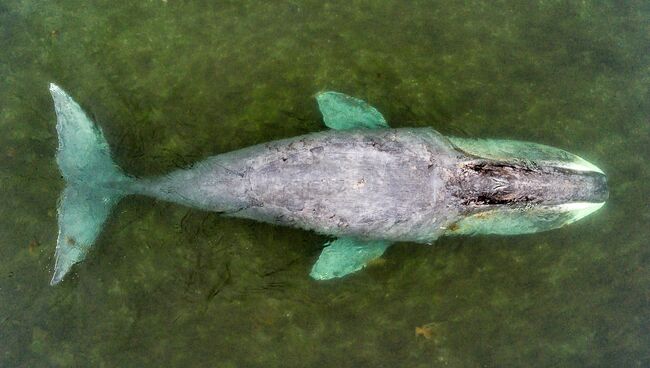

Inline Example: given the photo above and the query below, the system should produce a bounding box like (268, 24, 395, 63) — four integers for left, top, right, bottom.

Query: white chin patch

(559, 202, 606, 224)
(554, 155, 605, 175)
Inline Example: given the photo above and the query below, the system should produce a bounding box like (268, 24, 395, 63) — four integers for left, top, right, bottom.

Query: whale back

(223, 128, 461, 243)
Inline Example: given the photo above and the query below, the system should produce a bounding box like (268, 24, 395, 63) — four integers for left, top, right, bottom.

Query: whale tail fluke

(49, 83, 133, 285)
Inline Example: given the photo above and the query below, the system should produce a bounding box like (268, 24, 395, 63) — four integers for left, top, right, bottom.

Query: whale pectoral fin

(309, 238, 392, 280)
(316, 92, 389, 130)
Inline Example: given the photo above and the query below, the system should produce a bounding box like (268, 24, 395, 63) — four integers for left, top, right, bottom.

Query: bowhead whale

(48, 84, 608, 285)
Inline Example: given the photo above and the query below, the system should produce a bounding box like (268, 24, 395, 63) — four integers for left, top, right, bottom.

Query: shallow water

(1, 1, 648, 367)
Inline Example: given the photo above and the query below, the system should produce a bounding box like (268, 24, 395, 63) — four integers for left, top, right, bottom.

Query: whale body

(48, 84, 608, 285)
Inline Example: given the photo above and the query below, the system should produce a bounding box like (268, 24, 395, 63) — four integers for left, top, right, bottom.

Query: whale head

(445, 137, 607, 236)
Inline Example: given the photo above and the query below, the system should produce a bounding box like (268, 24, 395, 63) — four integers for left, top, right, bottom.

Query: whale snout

(590, 172, 609, 203)
(559, 168, 608, 205)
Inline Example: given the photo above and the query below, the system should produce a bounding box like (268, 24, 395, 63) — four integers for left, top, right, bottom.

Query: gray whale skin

(48, 84, 608, 285)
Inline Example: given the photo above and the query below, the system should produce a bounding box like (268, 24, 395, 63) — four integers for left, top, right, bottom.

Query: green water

(1, 1, 648, 366)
